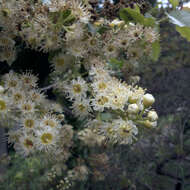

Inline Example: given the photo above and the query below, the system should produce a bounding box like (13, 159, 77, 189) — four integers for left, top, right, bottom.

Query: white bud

(128, 96, 138, 104)
(128, 104, 139, 114)
(144, 120, 157, 128)
(143, 93, 155, 107)
(109, 19, 124, 27)
(147, 111, 158, 121)
(0, 86, 4, 93)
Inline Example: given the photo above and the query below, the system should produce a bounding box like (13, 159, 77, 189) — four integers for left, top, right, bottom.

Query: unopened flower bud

(143, 93, 155, 107)
(128, 104, 139, 114)
(128, 96, 138, 104)
(109, 19, 124, 27)
(147, 111, 158, 121)
(144, 120, 157, 128)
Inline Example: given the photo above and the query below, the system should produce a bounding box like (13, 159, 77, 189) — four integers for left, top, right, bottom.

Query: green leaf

(166, 10, 190, 27)
(151, 40, 160, 61)
(49, 9, 75, 25)
(119, 7, 156, 27)
(133, 4, 141, 13)
(61, 9, 71, 20)
(176, 26, 190, 41)
(110, 58, 124, 68)
(97, 26, 109, 34)
(119, 8, 133, 23)
(100, 113, 112, 121)
(166, 10, 190, 41)
(144, 17, 156, 27)
(169, 0, 179, 8)
(120, 7, 145, 24)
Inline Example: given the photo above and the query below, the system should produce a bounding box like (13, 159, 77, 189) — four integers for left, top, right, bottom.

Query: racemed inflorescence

(0, 0, 159, 188)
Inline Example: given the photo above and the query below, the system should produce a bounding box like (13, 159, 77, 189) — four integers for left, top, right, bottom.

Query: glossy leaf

(176, 26, 190, 41)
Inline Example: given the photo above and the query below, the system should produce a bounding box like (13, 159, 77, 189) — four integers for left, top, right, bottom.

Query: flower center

(107, 46, 114, 52)
(23, 77, 30, 84)
(24, 139, 33, 149)
(78, 104, 86, 111)
(56, 58, 65, 66)
(14, 93, 22, 101)
(41, 133, 53, 144)
(120, 125, 132, 137)
(0, 100, 6, 111)
(9, 80, 17, 87)
(90, 39, 97, 46)
(98, 96, 108, 105)
(25, 119, 34, 128)
(22, 104, 32, 111)
(73, 84, 82, 93)
(44, 120, 56, 128)
(98, 82, 106, 90)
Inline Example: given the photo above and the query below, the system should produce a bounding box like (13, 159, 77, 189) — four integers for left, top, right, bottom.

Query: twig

(40, 83, 57, 91)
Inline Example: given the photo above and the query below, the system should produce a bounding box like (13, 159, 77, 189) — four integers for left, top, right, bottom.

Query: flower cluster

(0, 34, 16, 65)
(0, 0, 159, 188)
(0, 0, 91, 54)
(53, 61, 158, 145)
(0, 0, 159, 68)
(0, 71, 73, 160)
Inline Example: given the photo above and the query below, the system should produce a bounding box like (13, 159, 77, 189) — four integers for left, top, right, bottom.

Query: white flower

(91, 94, 110, 111)
(91, 79, 109, 94)
(70, 0, 91, 23)
(14, 133, 34, 156)
(35, 126, 58, 152)
(29, 89, 46, 104)
(67, 40, 87, 57)
(0, 96, 10, 117)
(19, 100, 35, 114)
(65, 77, 88, 100)
(0, 48, 17, 65)
(21, 115, 37, 130)
(96, 119, 138, 145)
(108, 81, 129, 111)
(3, 71, 20, 90)
(89, 64, 111, 80)
(113, 119, 138, 144)
(40, 114, 60, 128)
(0, 35, 15, 47)
(66, 22, 85, 41)
(71, 99, 92, 118)
(20, 72, 38, 88)
(11, 89, 26, 104)
(103, 42, 118, 59)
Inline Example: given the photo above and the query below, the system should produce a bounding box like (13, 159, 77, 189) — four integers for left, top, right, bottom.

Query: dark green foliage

(0, 153, 51, 190)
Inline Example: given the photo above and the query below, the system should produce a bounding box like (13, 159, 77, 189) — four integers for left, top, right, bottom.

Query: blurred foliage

(1, 113, 190, 190)
(0, 153, 52, 190)
(88, 113, 190, 190)
(139, 19, 190, 116)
